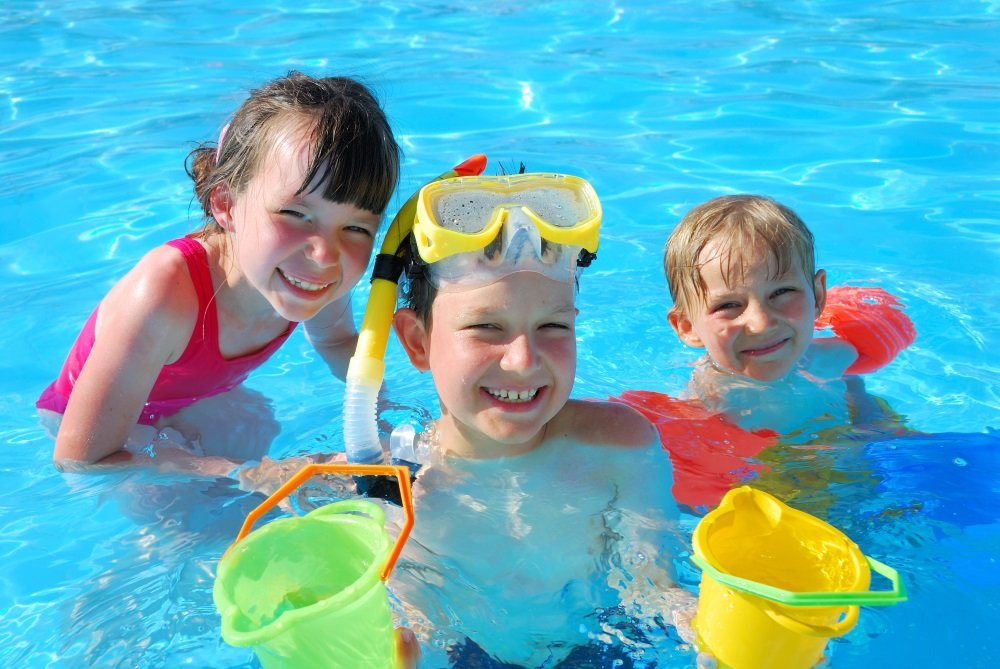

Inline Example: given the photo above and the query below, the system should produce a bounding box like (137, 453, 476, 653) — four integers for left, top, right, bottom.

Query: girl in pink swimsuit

(38, 71, 400, 467)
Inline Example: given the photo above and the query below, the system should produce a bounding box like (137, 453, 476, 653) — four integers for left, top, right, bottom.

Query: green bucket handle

(690, 553, 908, 607)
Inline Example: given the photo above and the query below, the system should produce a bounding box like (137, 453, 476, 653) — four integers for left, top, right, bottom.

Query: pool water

(2, 1, 998, 667)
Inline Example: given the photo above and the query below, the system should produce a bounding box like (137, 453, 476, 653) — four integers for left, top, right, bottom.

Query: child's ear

(210, 184, 235, 232)
(668, 307, 704, 348)
(393, 308, 431, 371)
(812, 269, 828, 314)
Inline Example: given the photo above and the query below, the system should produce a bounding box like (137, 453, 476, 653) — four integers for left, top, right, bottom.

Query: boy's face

(669, 239, 826, 382)
(394, 273, 578, 458)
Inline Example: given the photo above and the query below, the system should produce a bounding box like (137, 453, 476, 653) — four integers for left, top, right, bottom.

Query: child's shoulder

(102, 241, 204, 326)
(549, 399, 657, 449)
(804, 337, 858, 380)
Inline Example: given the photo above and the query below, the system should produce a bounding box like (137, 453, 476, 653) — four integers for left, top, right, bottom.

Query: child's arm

(302, 293, 358, 380)
(603, 437, 699, 644)
(843, 375, 912, 432)
(807, 336, 860, 378)
(815, 286, 916, 375)
(53, 249, 198, 465)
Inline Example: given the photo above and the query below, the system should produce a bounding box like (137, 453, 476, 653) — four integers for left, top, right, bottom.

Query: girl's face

(395, 273, 578, 459)
(669, 238, 827, 382)
(214, 121, 380, 322)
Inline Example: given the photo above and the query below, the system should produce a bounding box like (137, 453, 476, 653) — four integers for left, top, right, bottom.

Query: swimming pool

(2, 0, 998, 666)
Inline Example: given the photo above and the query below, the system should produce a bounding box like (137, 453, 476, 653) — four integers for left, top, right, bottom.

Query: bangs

(709, 223, 799, 290)
(665, 194, 816, 316)
(299, 106, 400, 215)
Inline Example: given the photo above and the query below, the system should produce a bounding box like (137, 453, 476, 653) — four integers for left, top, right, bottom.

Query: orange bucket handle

(227, 463, 415, 581)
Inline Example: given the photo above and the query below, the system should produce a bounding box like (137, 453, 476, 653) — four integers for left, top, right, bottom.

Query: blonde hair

(664, 194, 815, 315)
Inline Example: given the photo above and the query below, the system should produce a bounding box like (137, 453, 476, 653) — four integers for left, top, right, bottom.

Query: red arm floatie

(613, 390, 777, 511)
(815, 286, 916, 375)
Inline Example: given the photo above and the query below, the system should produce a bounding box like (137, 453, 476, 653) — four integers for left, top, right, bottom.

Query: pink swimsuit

(36, 237, 297, 425)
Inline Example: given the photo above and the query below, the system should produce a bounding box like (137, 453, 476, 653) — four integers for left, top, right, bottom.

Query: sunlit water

(1, 1, 998, 667)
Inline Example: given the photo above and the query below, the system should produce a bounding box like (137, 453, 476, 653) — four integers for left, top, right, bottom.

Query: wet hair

(399, 239, 584, 328)
(399, 238, 437, 326)
(664, 194, 816, 316)
(185, 71, 400, 237)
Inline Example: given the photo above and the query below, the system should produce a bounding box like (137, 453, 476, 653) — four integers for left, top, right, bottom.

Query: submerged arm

(605, 443, 699, 643)
(844, 375, 912, 433)
(303, 293, 358, 380)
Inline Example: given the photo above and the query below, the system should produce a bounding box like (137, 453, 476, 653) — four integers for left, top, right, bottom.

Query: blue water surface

(1, 1, 998, 667)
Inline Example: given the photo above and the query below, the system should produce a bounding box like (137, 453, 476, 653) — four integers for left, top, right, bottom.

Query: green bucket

(213, 464, 414, 669)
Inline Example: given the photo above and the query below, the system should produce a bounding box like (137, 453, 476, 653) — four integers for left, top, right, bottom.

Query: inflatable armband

(614, 390, 778, 511)
(815, 286, 916, 375)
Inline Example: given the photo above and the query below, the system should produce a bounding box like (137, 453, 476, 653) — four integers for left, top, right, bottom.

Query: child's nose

(499, 334, 538, 373)
(742, 301, 772, 334)
(306, 233, 340, 267)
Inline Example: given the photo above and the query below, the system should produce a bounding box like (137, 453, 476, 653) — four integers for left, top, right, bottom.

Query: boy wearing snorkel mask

(392, 174, 650, 459)
(388, 172, 697, 667)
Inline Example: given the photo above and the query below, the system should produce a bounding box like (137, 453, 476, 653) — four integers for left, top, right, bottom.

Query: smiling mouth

(485, 387, 539, 403)
(278, 268, 332, 292)
(742, 338, 790, 356)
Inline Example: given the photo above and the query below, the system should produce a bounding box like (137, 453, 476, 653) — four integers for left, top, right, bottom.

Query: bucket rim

(691, 487, 907, 607)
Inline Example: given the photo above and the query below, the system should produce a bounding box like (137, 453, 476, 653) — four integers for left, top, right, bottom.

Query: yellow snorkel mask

(412, 173, 601, 290)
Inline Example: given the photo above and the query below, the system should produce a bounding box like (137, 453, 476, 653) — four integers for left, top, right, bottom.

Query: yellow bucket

(691, 486, 906, 669)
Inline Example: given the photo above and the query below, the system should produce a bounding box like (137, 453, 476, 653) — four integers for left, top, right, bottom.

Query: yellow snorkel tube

(342, 154, 488, 466)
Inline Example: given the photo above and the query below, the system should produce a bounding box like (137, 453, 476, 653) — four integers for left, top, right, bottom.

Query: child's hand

(396, 628, 420, 668)
(235, 454, 341, 498)
(696, 651, 718, 669)
(668, 591, 699, 646)
(670, 603, 718, 669)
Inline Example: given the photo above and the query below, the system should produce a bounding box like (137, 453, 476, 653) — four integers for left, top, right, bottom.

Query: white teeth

(487, 388, 538, 402)
(280, 269, 330, 291)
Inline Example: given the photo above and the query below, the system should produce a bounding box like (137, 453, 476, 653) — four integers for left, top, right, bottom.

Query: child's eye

(279, 209, 311, 225)
(712, 301, 740, 313)
(541, 322, 571, 330)
(772, 287, 797, 298)
(344, 224, 374, 238)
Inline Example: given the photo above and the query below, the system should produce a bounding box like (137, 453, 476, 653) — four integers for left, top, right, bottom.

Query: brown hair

(399, 239, 438, 326)
(398, 231, 584, 327)
(185, 71, 400, 237)
(664, 194, 816, 316)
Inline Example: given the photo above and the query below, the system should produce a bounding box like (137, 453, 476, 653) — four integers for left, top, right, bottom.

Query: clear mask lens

(413, 173, 601, 291)
(430, 182, 593, 234)
(429, 209, 582, 291)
